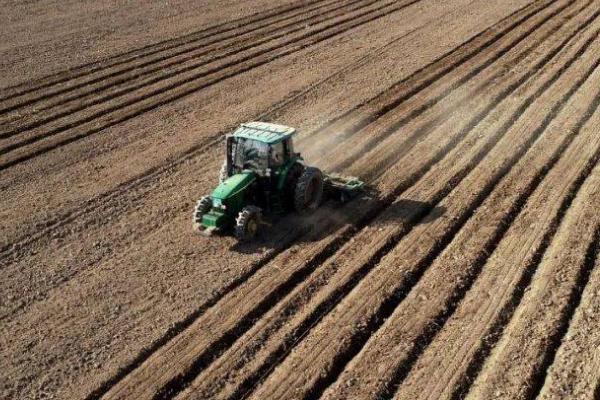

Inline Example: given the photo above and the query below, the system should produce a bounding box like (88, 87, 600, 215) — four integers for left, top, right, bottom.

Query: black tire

(294, 167, 324, 214)
(193, 196, 212, 226)
(235, 206, 261, 241)
(284, 162, 305, 210)
(219, 161, 228, 183)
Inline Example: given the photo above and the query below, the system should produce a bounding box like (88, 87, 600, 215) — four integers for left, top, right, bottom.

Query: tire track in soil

(319, 16, 600, 399)
(0, 2, 540, 396)
(0, 0, 536, 328)
(464, 163, 600, 400)
(333, 0, 590, 182)
(448, 130, 600, 400)
(297, 0, 554, 161)
(0, 0, 346, 115)
(0, 0, 487, 198)
(0, 8, 548, 366)
(0, 0, 388, 138)
(94, 2, 556, 396)
(0, 0, 576, 400)
(0, 15, 418, 260)
(537, 235, 600, 400)
(391, 65, 600, 400)
(0, 1, 548, 398)
(0, 0, 333, 103)
(0, 0, 540, 259)
(244, 8, 600, 400)
(0, 23, 432, 325)
(0, 149, 216, 321)
(0, 0, 424, 170)
(0, 0, 368, 131)
(0, 4, 524, 368)
(168, 2, 594, 399)
(0, 0, 544, 360)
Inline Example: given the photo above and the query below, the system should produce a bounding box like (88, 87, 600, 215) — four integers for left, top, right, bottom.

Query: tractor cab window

(270, 142, 285, 167)
(285, 138, 294, 157)
(232, 138, 269, 172)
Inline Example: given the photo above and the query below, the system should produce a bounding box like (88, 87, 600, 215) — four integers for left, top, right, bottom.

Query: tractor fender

(276, 156, 305, 191)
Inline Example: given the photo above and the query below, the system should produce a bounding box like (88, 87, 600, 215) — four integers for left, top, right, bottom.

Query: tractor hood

(211, 172, 256, 200)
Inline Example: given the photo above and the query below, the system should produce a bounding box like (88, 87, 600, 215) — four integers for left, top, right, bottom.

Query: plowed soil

(1, 1, 599, 399)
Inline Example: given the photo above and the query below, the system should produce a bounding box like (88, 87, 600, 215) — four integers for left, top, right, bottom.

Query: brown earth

(1, 0, 599, 399)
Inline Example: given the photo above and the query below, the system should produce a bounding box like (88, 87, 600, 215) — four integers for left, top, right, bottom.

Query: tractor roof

(232, 121, 296, 144)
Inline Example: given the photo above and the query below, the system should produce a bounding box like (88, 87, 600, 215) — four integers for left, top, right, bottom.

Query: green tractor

(193, 122, 364, 241)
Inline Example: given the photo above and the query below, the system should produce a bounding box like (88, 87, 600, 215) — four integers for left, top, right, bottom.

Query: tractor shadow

(230, 189, 446, 254)
(376, 198, 447, 226)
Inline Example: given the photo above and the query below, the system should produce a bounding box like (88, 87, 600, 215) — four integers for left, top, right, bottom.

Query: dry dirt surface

(1, 0, 599, 399)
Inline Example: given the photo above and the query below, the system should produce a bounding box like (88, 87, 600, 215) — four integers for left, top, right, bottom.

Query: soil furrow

(537, 234, 600, 400)
(97, 5, 552, 393)
(0, 0, 395, 139)
(321, 0, 585, 175)
(319, 20, 600, 399)
(170, 4, 598, 399)
(465, 163, 600, 400)
(0, 13, 516, 354)
(0, 0, 333, 104)
(392, 73, 600, 400)
(0, 5, 541, 398)
(0, 0, 541, 257)
(0, 27, 425, 322)
(0, 20, 408, 263)
(339, 0, 592, 181)
(245, 14, 600, 400)
(317, 0, 584, 176)
(0, 0, 423, 168)
(298, 0, 556, 159)
(3, 1, 580, 400)
(0, 0, 370, 130)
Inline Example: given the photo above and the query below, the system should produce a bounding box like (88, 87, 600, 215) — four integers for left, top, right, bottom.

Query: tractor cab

(225, 121, 297, 179)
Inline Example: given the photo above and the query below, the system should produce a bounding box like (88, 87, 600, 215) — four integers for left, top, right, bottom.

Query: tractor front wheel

(294, 167, 324, 214)
(284, 162, 304, 210)
(193, 196, 212, 228)
(235, 206, 262, 241)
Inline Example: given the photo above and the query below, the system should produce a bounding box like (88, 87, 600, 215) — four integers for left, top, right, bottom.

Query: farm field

(1, 0, 599, 399)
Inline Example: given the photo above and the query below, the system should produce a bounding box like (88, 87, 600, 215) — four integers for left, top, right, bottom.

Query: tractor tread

(294, 166, 324, 214)
(235, 206, 262, 241)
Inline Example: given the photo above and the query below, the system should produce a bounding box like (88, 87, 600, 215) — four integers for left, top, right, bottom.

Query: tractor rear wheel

(193, 196, 212, 227)
(284, 162, 304, 210)
(235, 206, 261, 241)
(294, 167, 324, 214)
